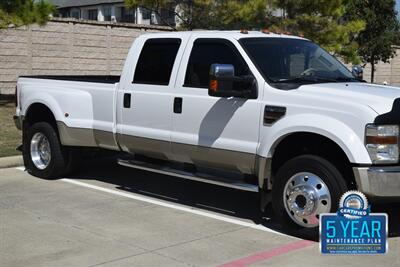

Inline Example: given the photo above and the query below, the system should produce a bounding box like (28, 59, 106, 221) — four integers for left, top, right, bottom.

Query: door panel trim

(57, 121, 120, 150)
(118, 133, 256, 174)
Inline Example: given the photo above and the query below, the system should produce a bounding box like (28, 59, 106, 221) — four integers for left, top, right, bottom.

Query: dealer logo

(320, 191, 388, 255)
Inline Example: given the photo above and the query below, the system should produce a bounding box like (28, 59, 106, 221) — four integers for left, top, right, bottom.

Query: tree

(124, 0, 270, 30)
(214, 0, 271, 30)
(268, 0, 365, 64)
(126, 0, 366, 65)
(345, 0, 400, 82)
(0, 0, 54, 29)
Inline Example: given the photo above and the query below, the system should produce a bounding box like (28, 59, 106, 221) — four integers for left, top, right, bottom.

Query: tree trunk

(371, 62, 375, 83)
(370, 54, 376, 83)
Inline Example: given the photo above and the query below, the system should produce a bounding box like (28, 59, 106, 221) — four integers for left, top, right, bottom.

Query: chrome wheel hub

(283, 172, 331, 228)
(30, 132, 51, 170)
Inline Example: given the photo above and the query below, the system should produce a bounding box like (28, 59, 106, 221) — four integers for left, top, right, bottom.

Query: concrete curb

(0, 155, 23, 169)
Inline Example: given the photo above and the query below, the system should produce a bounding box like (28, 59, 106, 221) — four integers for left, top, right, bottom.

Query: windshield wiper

(272, 76, 359, 84)
(272, 76, 338, 83)
(331, 77, 361, 82)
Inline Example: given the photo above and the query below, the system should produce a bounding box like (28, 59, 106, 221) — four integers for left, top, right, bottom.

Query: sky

(397, 0, 400, 19)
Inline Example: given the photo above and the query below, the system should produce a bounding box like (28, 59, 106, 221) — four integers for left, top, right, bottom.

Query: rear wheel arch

(24, 103, 58, 132)
(23, 103, 81, 177)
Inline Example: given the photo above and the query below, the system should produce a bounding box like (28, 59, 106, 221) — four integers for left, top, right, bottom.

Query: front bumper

(353, 166, 400, 198)
(13, 115, 23, 130)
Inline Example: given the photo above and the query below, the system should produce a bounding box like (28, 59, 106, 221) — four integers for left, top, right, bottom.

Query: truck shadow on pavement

(66, 157, 400, 240)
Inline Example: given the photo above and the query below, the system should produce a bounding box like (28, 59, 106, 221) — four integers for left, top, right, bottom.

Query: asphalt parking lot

(1, 158, 399, 267)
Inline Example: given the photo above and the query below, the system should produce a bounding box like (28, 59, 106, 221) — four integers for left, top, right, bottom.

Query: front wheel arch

(270, 132, 357, 190)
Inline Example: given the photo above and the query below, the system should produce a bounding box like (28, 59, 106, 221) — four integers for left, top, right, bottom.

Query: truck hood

(298, 82, 400, 115)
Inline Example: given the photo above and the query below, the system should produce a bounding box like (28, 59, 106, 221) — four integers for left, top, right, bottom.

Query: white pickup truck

(14, 31, 400, 233)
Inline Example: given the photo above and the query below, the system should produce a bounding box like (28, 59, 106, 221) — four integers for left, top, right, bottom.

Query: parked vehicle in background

(14, 31, 400, 236)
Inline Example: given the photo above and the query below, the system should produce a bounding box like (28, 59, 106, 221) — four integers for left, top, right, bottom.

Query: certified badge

(338, 191, 370, 219)
(320, 191, 388, 254)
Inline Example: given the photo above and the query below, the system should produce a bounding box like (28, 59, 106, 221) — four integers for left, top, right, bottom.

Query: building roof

(49, 0, 124, 8)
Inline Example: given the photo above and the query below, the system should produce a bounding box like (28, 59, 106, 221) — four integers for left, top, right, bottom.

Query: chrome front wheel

(30, 132, 52, 170)
(283, 172, 332, 228)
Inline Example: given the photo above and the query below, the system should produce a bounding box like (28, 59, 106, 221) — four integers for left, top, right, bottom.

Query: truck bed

(17, 75, 120, 150)
(20, 75, 120, 84)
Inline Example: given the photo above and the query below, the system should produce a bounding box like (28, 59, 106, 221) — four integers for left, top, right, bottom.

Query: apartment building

(50, 0, 176, 26)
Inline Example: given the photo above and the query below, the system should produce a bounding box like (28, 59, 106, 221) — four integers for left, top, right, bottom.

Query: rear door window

(133, 38, 181, 86)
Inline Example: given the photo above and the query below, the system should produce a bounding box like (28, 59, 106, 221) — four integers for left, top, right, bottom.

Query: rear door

(171, 38, 262, 174)
(118, 37, 184, 160)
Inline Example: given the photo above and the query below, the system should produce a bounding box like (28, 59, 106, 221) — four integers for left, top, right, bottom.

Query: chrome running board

(117, 158, 259, 192)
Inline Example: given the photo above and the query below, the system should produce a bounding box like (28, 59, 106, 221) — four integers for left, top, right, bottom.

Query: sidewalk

(0, 155, 23, 169)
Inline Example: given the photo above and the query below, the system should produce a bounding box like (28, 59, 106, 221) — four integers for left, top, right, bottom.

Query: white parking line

(61, 178, 292, 238)
(13, 167, 293, 238)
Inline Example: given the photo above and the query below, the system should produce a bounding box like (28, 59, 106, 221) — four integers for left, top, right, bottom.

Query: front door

(171, 38, 262, 174)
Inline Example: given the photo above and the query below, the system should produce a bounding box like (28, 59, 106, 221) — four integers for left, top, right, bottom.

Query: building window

(133, 38, 182, 86)
(88, 9, 98, 20)
(161, 8, 174, 20)
(56, 9, 69, 18)
(120, 7, 135, 23)
(103, 7, 112, 21)
(142, 8, 151, 20)
(71, 10, 80, 19)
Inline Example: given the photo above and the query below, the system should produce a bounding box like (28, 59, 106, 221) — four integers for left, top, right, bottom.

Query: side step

(117, 159, 259, 192)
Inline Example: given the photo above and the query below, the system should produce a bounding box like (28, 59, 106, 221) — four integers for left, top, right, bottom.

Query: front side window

(240, 38, 357, 89)
(184, 39, 251, 89)
(133, 38, 181, 86)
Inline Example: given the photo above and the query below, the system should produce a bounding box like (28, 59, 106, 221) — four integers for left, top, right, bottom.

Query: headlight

(366, 124, 399, 164)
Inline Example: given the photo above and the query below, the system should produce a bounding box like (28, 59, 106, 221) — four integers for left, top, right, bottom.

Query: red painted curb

(218, 239, 315, 267)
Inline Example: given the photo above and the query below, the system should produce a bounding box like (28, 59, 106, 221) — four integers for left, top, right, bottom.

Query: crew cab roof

(138, 30, 307, 41)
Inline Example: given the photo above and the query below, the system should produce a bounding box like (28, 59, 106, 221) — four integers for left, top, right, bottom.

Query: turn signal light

(209, 80, 218, 91)
(365, 135, 398, 145)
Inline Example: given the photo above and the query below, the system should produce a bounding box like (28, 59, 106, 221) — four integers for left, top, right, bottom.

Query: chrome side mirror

(209, 64, 235, 97)
(210, 63, 235, 78)
(352, 65, 364, 81)
(208, 64, 256, 99)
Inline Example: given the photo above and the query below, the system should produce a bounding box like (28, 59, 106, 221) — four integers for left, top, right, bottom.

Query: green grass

(0, 99, 21, 158)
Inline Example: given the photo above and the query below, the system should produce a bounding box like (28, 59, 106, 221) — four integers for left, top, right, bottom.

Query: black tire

(272, 155, 348, 239)
(23, 122, 67, 179)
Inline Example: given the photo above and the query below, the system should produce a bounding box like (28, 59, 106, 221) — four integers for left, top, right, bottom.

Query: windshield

(240, 38, 357, 89)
